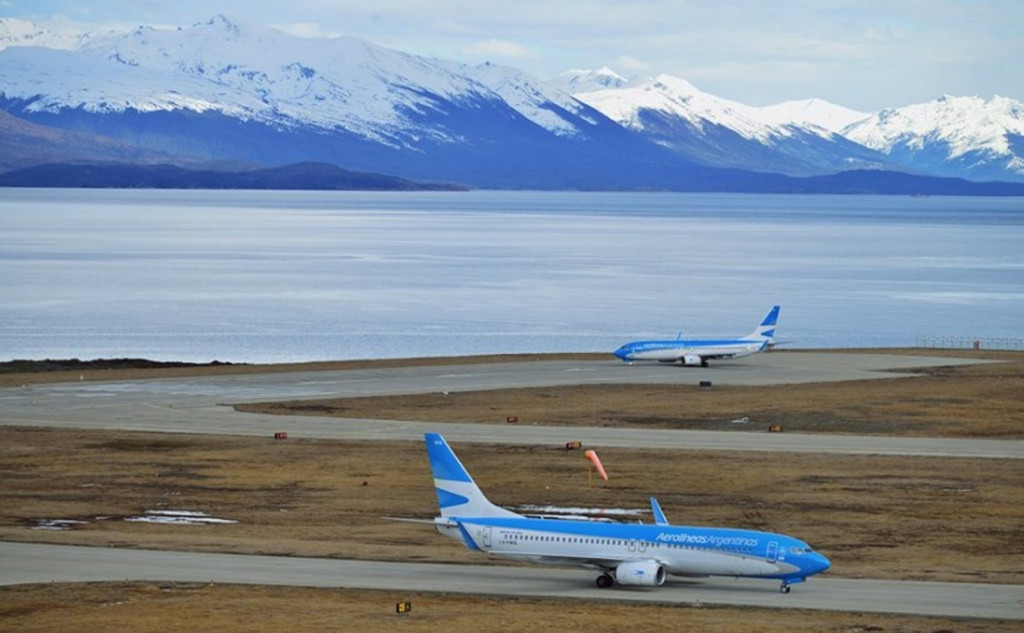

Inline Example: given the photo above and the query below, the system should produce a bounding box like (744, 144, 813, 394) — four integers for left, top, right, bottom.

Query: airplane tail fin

(749, 305, 780, 341)
(424, 433, 521, 519)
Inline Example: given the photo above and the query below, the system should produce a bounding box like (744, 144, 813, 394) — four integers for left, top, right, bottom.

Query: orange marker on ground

(584, 449, 608, 481)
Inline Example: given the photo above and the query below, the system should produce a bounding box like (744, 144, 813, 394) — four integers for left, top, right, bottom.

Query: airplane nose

(613, 346, 629, 360)
(812, 553, 831, 575)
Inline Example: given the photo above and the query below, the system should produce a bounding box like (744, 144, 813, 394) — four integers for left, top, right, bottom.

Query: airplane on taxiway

(613, 305, 780, 366)
(424, 432, 829, 591)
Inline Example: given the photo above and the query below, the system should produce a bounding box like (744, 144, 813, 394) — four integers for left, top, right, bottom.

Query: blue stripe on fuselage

(456, 516, 828, 580)
(461, 516, 772, 549)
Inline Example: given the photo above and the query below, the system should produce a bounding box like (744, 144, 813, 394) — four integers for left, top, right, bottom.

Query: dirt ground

(2, 349, 1022, 631)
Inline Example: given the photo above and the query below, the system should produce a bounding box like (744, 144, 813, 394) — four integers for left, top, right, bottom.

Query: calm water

(1, 189, 1022, 363)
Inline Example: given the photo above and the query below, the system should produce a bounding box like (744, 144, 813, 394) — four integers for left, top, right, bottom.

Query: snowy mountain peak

(204, 14, 243, 35)
(575, 73, 777, 142)
(757, 98, 869, 133)
(844, 94, 1024, 174)
(648, 74, 701, 97)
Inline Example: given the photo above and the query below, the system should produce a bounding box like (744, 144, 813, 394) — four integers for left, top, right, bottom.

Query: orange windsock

(584, 449, 608, 481)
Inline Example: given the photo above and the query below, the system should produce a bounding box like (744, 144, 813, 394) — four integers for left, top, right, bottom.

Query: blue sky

(3, 0, 1021, 112)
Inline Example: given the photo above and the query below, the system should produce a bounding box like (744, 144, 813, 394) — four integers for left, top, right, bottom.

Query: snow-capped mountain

(757, 98, 870, 134)
(843, 95, 1024, 182)
(566, 71, 1024, 183)
(4, 15, 577, 145)
(0, 15, 1022, 189)
(2, 15, 687, 188)
(569, 74, 889, 176)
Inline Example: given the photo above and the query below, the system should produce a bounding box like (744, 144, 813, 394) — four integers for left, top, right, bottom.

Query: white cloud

(273, 21, 340, 39)
(463, 38, 535, 61)
(612, 55, 649, 74)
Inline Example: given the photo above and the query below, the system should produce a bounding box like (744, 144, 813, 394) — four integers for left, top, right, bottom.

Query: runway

(2, 542, 1020, 620)
(1, 353, 1020, 458)
(2, 352, 1022, 619)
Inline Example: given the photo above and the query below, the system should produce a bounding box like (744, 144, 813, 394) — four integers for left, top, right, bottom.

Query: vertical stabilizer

(749, 305, 780, 341)
(424, 433, 521, 519)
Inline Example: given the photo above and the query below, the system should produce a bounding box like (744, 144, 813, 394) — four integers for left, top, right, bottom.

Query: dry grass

(2, 582, 1019, 633)
(2, 427, 1021, 585)
(237, 350, 1024, 438)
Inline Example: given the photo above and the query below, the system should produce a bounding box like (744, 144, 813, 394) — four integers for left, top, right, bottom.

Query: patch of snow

(32, 519, 86, 530)
(125, 510, 237, 525)
(516, 504, 647, 521)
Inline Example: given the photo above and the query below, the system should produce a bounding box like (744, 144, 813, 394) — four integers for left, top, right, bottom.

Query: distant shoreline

(1, 348, 1013, 387)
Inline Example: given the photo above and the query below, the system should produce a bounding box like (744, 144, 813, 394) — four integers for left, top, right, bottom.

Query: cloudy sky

(4, 0, 1021, 112)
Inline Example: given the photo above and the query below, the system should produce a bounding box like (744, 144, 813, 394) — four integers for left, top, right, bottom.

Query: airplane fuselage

(613, 338, 767, 364)
(437, 515, 828, 585)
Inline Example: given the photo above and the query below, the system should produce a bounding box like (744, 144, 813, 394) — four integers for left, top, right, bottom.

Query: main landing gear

(596, 574, 614, 589)
(779, 583, 792, 593)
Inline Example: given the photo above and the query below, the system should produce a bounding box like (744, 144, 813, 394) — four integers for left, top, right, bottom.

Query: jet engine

(682, 354, 703, 366)
(615, 560, 666, 586)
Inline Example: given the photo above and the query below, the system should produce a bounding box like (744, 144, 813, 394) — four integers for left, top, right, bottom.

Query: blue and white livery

(613, 305, 780, 366)
(425, 432, 829, 591)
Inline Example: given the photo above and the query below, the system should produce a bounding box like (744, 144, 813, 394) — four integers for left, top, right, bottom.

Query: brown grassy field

(2, 427, 1020, 585)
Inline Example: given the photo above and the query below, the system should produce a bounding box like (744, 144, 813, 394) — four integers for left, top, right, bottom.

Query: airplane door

(482, 526, 492, 549)
(767, 541, 778, 563)
(627, 539, 647, 554)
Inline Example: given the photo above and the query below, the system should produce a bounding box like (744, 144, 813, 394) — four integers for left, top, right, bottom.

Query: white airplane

(613, 305, 780, 366)
(424, 433, 829, 592)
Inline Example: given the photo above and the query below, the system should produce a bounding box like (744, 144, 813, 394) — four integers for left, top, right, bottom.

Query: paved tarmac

(2, 352, 1022, 619)
(1, 542, 1020, 620)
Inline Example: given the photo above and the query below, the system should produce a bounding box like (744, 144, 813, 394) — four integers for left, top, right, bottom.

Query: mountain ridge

(1, 15, 1022, 190)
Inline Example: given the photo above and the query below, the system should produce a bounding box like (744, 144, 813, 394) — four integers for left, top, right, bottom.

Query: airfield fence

(915, 336, 1024, 351)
